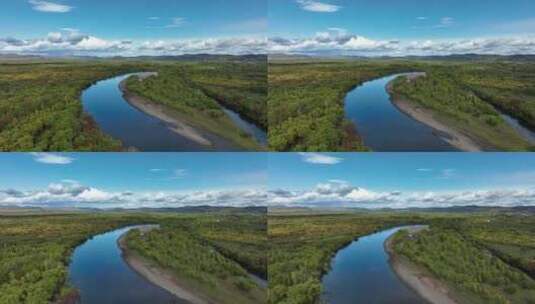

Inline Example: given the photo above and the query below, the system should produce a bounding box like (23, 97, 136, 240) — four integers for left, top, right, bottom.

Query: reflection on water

(68, 226, 187, 304)
(222, 108, 267, 146)
(344, 74, 457, 151)
(321, 227, 426, 304)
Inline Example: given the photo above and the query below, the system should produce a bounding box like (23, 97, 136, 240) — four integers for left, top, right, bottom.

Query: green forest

(0, 208, 267, 304)
(125, 212, 267, 304)
(391, 62, 535, 151)
(0, 57, 266, 151)
(0, 61, 141, 151)
(268, 211, 429, 304)
(268, 58, 535, 151)
(393, 215, 535, 303)
(125, 61, 264, 150)
(268, 209, 535, 304)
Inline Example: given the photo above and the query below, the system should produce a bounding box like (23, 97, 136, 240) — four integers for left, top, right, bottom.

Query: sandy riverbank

(385, 226, 459, 304)
(119, 73, 212, 147)
(387, 74, 483, 152)
(117, 228, 213, 304)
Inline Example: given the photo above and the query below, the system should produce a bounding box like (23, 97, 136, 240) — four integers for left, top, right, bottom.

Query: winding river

(320, 226, 426, 304)
(68, 225, 188, 304)
(344, 74, 457, 151)
(81, 73, 266, 151)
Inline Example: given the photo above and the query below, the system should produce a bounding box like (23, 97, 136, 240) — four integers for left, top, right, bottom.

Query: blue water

(321, 227, 426, 304)
(68, 226, 188, 304)
(344, 74, 457, 151)
(223, 108, 267, 146)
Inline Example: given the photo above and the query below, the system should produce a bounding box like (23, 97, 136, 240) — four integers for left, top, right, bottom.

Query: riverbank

(385, 226, 459, 304)
(119, 74, 213, 147)
(118, 228, 212, 304)
(387, 74, 482, 152)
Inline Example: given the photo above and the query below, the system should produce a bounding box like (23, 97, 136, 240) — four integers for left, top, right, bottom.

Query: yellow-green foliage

(268, 60, 415, 151)
(391, 64, 533, 151)
(184, 61, 267, 130)
(394, 226, 535, 304)
(268, 213, 429, 304)
(0, 61, 145, 151)
(269, 58, 535, 151)
(0, 214, 143, 304)
(125, 63, 261, 150)
(125, 213, 266, 304)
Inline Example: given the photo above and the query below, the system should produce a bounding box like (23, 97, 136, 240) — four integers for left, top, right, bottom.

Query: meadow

(268, 57, 535, 151)
(0, 208, 266, 304)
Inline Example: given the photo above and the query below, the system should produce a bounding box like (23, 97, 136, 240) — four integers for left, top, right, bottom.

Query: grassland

(268, 57, 535, 151)
(268, 209, 535, 304)
(0, 56, 266, 151)
(0, 208, 267, 304)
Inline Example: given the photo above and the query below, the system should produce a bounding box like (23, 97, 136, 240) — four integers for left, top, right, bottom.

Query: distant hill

(0, 53, 267, 63)
(269, 205, 535, 215)
(268, 53, 535, 63)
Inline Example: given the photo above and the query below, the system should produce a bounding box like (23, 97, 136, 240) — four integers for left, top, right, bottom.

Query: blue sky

(1, 0, 265, 39)
(0, 153, 266, 191)
(0, 0, 267, 56)
(268, 0, 535, 56)
(269, 153, 535, 191)
(2, 152, 535, 209)
(0, 153, 267, 208)
(268, 153, 535, 208)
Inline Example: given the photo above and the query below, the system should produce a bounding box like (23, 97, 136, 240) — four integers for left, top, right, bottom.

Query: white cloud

(148, 17, 160, 21)
(417, 17, 428, 21)
(166, 17, 186, 28)
(29, 0, 72, 13)
(269, 29, 535, 56)
(268, 181, 535, 209)
(0, 30, 267, 56)
(171, 169, 187, 179)
(149, 168, 166, 173)
(30, 153, 74, 165)
(416, 168, 433, 172)
(0, 181, 267, 209)
(299, 153, 343, 165)
(297, 0, 340, 13)
(435, 17, 455, 28)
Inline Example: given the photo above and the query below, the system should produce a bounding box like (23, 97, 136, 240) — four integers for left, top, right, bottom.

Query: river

(81, 73, 266, 151)
(344, 74, 457, 151)
(320, 226, 426, 304)
(68, 225, 188, 304)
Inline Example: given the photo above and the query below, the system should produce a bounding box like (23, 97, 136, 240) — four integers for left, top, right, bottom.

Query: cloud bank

(0, 30, 266, 56)
(0, 181, 267, 209)
(2, 180, 534, 210)
(269, 29, 535, 56)
(268, 180, 535, 209)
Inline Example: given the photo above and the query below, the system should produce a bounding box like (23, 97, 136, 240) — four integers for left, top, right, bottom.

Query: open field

(0, 56, 266, 151)
(268, 208, 535, 304)
(268, 57, 535, 151)
(0, 207, 266, 304)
